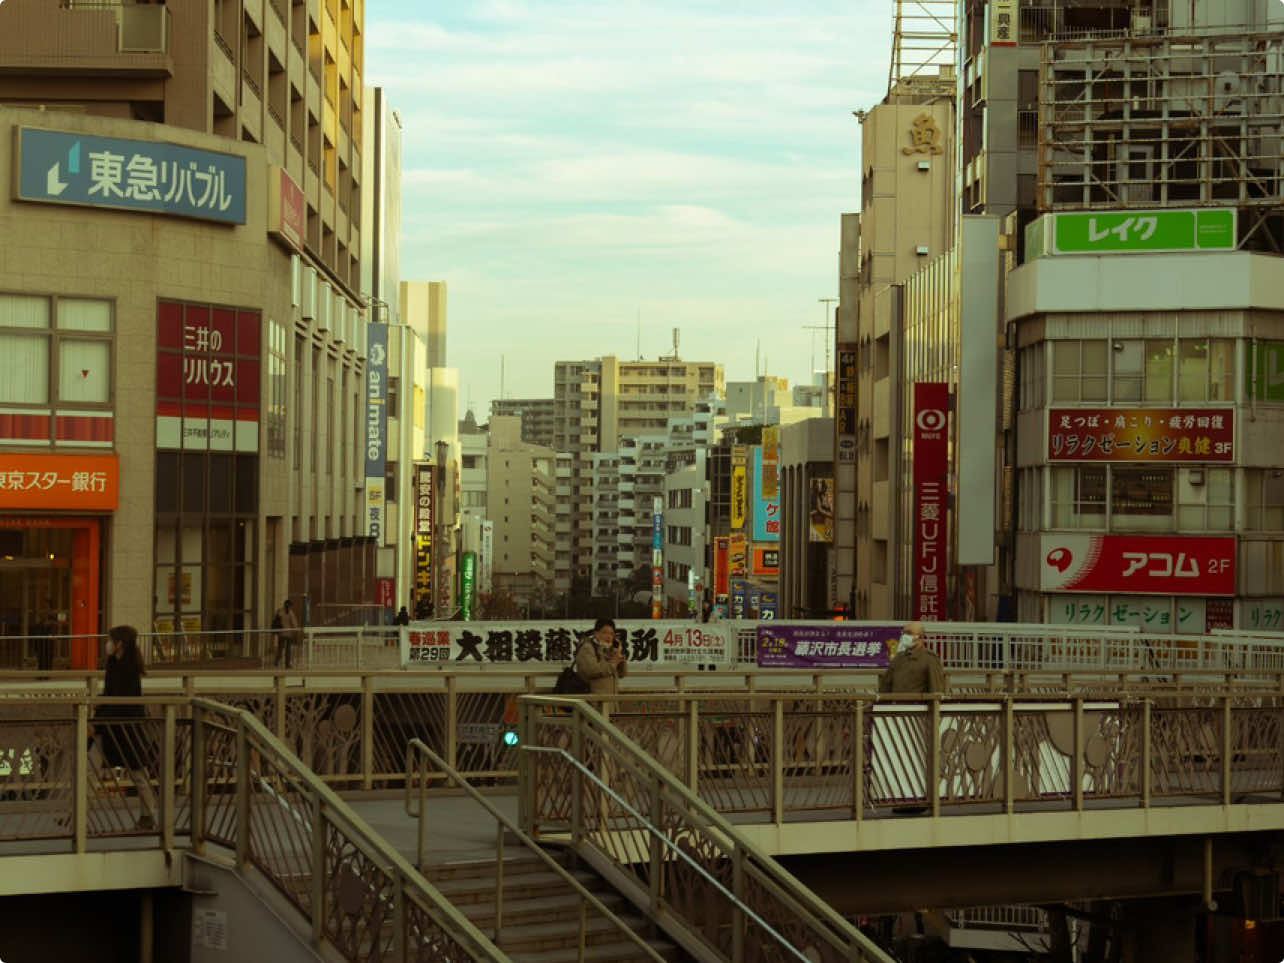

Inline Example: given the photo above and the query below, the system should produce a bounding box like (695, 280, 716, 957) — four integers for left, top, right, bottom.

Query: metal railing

(576, 691, 1284, 822)
(518, 695, 896, 963)
(405, 738, 665, 961)
(0, 695, 505, 961)
(0, 669, 1279, 796)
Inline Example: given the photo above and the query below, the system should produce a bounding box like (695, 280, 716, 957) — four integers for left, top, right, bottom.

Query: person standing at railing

(878, 621, 946, 694)
(91, 625, 158, 831)
(272, 598, 302, 669)
(573, 617, 628, 696)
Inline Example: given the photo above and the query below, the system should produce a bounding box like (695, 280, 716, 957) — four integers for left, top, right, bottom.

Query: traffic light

(501, 728, 519, 748)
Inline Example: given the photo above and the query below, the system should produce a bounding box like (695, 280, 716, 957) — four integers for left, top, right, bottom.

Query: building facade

(485, 416, 555, 611)
(490, 398, 555, 448)
(0, 108, 372, 655)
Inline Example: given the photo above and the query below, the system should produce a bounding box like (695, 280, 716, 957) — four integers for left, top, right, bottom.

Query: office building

(486, 416, 555, 611)
(490, 398, 556, 449)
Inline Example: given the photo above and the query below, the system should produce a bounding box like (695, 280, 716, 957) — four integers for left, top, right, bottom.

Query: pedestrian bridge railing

(517, 695, 896, 963)
(0, 695, 506, 961)
(558, 691, 1284, 822)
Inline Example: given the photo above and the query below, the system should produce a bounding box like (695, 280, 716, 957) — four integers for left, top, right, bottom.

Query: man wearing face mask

(877, 621, 946, 694)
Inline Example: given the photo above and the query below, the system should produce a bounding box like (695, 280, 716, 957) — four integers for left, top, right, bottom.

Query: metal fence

(0, 695, 505, 961)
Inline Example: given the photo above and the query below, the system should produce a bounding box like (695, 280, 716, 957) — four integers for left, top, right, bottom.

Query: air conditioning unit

(1213, 70, 1243, 113)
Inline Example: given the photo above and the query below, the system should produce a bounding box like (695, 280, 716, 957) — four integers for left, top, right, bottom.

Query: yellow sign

(730, 466, 747, 530)
(901, 113, 945, 156)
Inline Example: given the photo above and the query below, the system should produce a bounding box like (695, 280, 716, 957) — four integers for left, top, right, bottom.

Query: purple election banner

(756, 623, 901, 669)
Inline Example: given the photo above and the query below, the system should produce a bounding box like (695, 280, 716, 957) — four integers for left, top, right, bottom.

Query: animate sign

(1025, 208, 1236, 257)
(16, 127, 246, 224)
(1040, 534, 1235, 596)
(1048, 408, 1233, 462)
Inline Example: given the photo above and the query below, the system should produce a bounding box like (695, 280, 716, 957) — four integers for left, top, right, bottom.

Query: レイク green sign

(1032, 209, 1236, 256)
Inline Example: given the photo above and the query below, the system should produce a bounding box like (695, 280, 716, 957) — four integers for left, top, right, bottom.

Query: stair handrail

(405, 737, 667, 961)
(519, 695, 897, 963)
(189, 698, 506, 962)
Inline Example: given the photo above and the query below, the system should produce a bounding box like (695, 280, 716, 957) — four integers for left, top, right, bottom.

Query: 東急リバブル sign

(1026, 208, 1236, 256)
(16, 127, 247, 224)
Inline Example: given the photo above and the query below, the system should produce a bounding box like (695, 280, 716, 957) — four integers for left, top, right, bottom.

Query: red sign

(1040, 534, 1236, 596)
(751, 546, 779, 577)
(276, 167, 305, 252)
(156, 300, 261, 452)
(1048, 407, 1233, 462)
(376, 577, 396, 611)
(913, 383, 949, 620)
(713, 536, 730, 597)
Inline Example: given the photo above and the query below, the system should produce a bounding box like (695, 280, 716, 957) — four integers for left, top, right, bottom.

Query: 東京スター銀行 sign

(15, 127, 246, 224)
(1026, 208, 1236, 257)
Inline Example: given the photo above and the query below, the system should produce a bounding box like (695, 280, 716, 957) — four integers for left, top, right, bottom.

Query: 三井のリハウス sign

(16, 127, 246, 224)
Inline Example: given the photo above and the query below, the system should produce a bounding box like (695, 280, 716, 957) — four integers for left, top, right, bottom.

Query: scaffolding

(1038, 31, 1284, 250)
(888, 0, 958, 96)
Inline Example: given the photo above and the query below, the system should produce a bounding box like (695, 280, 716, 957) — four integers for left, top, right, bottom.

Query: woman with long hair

(91, 625, 157, 831)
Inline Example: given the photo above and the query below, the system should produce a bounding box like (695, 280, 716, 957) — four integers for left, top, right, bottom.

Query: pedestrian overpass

(0, 623, 1279, 960)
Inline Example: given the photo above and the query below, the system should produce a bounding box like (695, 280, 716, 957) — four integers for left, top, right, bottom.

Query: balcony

(0, 2, 174, 75)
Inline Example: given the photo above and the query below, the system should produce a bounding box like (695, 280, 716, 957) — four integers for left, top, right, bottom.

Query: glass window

(1144, 339, 1174, 402)
(1245, 469, 1284, 531)
(1113, 340, 1143, 402)
(56, 299, 112, 332)
(0, 333, 49, 403)
(1176, 467, 1233, 530)
(1051, 466, 1106, 528)
(0, 295, 49, 328)
(1112, 467, 1172, 529)
(58, 339, 110, 403)
(1052, 340, 1107, 402)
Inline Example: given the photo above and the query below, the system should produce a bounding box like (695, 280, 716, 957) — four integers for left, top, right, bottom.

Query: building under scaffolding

(1039, 30, 1284, 249)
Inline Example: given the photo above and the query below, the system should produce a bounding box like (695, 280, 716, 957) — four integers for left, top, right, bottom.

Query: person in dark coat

(394, 606, 411, 626)
(91, 625, 157, 830)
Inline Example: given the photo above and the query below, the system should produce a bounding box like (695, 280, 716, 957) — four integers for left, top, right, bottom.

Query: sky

(365, 0, 893, 420)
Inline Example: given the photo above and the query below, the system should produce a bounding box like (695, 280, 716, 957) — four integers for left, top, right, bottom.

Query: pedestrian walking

(91, 625, 158, 831)
(272, 599, 302, 669)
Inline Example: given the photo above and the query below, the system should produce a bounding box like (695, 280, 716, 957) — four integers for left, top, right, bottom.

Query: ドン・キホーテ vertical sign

(913, 382, 949, 621)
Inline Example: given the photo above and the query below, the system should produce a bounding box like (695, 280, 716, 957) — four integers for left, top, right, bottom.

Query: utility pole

(803, 298, 838, 380)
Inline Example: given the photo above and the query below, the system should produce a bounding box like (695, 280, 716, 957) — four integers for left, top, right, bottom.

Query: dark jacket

(95, 654, 147, 769)
(877, 644, 946, 695)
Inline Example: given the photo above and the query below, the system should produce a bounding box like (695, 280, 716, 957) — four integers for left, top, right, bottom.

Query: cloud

(366, 0, 894, 413)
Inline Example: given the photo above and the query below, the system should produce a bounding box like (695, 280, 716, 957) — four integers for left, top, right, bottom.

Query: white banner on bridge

(401, 620, 731, 667)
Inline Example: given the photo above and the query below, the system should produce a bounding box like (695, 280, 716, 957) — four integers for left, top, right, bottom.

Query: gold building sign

(902, 113, 945, 156)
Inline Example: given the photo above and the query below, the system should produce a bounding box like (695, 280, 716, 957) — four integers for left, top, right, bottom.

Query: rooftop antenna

(755, 339, 761, 379)
(672, 327, 680, 360)
(499, 355, 505, 401)
(635, 309, 641, 361)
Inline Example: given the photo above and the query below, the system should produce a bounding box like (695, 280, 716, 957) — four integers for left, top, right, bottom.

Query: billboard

(413, 464, 435, 616)
(751, 546, 779, 577)
(752, 446, 781, 542)
(758, 591, 778, 620)
(757, 623, 899, 669)
(730, 581, 747, 619)
(913, 382, 949, 621)
(480, 520, 494, 593)
(403, 620, 731, 666)
(761, 428, 779, 498)
(1048, 408, 1233, 462)
(809, 476, 834, 542)
(16, 126, 247, 224)
(0, 452, 119, 511)
(364, 323, 389, 541)
(713, 536, 730, 614)
(730, 445, 748, 531)
(1040, 534, 1236, 596)
(156, 300, 260, 452)
(1026, 208, 1236, 258)
(460, 552, 476, 620)
(652, 495, 663, 619)
(729, 534, 748, 577)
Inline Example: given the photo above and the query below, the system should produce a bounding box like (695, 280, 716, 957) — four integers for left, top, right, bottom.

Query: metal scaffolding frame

(888, 0, 958, 95)
(1038, 31, 1284, 250)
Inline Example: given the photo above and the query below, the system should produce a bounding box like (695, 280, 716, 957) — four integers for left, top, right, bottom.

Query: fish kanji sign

(15, 127, 247, 224)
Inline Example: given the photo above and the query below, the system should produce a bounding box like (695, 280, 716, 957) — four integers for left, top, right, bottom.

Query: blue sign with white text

(16, 127, 247, 224)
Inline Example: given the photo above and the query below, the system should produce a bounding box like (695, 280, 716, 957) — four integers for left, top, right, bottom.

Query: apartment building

(486, 416, 555, 609)
(553, 355, 724, 590)
(491, 398, 555, 448)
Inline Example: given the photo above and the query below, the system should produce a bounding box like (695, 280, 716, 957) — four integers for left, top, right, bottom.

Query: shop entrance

(0, 518, 101, 669)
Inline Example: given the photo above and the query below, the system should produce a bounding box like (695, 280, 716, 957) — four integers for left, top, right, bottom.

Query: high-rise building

(0, 0, 373, 649)
(491, 398, 556, 449)
(552, 355, 724, 590)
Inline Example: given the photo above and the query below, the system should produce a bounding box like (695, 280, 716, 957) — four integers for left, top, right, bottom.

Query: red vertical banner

(913, 382, 949, 622)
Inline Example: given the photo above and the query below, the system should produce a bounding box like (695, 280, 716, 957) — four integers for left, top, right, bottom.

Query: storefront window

(153, 451, 258, 633)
